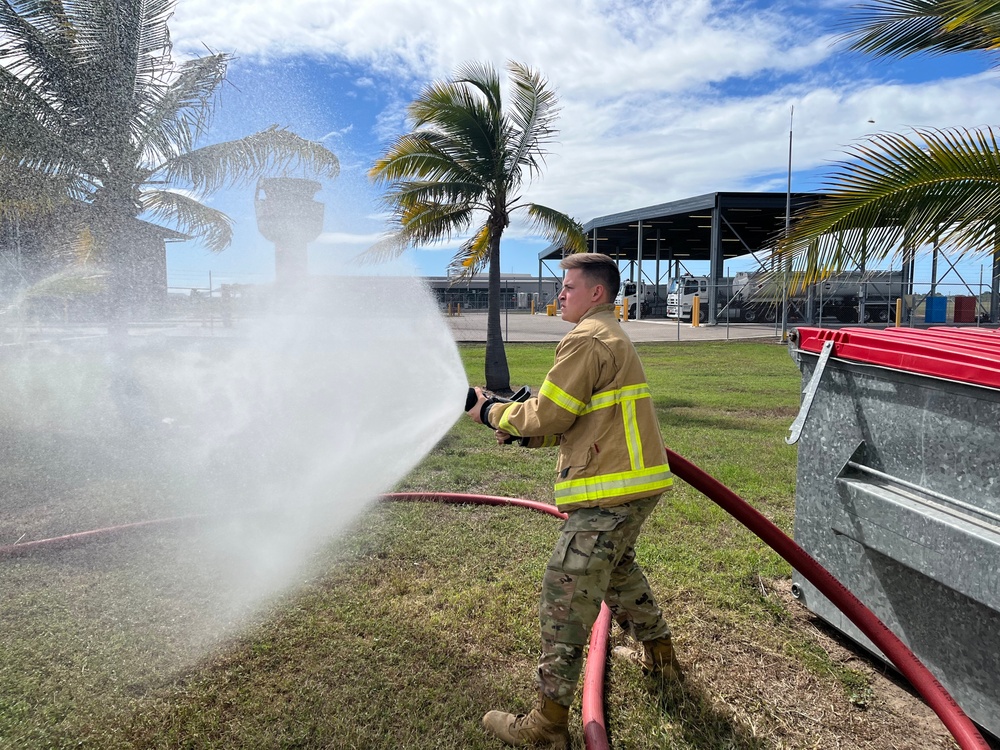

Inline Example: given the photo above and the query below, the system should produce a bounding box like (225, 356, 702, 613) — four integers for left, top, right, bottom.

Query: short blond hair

(559, 253, 620, 302)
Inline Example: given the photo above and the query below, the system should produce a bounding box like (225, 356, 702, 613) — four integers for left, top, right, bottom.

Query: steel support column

(636, 220, 643, 320)
(709, 199, 724, 325)
(992, 230, 1000, 324)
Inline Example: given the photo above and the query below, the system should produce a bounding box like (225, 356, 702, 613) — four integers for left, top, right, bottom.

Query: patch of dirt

(664, 579, 995, 749)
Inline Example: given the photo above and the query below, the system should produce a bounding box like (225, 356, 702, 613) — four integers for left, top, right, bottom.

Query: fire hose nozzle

(465, 386, 531, 427)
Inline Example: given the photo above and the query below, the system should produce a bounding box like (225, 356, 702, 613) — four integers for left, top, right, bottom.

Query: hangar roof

(539, 191, 825, 263)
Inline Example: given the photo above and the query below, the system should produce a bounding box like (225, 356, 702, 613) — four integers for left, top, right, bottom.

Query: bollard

(895, 298, 903, 327)
(622, 302, 629, 322)
(692, 295, 700, 327)
(457, 303, 461, 317)
(530, 298, 535, 315)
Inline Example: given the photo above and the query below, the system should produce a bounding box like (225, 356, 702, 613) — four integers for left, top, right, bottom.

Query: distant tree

(775, 0, 1000, 294)
(369, 60, 586, 393)
(0, 0, 340, 326)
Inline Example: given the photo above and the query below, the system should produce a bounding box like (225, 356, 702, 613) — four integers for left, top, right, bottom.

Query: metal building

(538, 190, 1000, 327)
(538, 192, 824, 324)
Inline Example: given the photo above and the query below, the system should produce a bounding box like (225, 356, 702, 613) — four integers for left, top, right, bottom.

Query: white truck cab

(615, 281, 654, 318)
(666, 276, 709, 321)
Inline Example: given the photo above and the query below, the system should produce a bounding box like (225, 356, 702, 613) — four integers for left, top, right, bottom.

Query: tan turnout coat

(488, 304, 673, 511)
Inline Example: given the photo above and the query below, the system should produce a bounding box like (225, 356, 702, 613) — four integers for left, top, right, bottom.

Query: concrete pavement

(445, 310, 783, 343)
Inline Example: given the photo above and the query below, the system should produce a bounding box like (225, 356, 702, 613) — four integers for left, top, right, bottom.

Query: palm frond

(506, 61, 559, 180)
(445, 223, 491, 277)
(127, 0, 176, 92)
(380, 180, 486, 217)
(842, 0, 1000, 59)
(153, 126, 339, 195)
(0, 1, 78, 94)
(524, 203, 587, 253)
(356, 231, 412, 265)
(392, 201, 475, 246)
(132, 52, 231, 166)
(71, 224, 97, 264)
(359, 202, 475, 264)
(774, 126, 1000, 283)
(452, 61, 503, 114)
(407, 71, 503, 183)
(141, 188, 230, 251)
(369, 132, 482, 186)
(0, 82, 97, 181)
(58, 0, 158, 150)
(0, 63, 66, 139)
(0, 158, 85, 218)
(19, 263, 108, 301)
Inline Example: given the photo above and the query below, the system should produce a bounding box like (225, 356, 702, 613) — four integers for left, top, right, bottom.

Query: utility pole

(780, 105, 793, 342)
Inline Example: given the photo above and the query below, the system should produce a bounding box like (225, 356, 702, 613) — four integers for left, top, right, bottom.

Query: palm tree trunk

(94, 215, 133, 339)
(484, 232, 511, 394)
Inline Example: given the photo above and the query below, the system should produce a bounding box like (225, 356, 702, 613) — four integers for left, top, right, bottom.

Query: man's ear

(592, 284, 606, 302)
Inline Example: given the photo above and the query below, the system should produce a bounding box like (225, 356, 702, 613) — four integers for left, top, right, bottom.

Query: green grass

(0, 340, 917, 750)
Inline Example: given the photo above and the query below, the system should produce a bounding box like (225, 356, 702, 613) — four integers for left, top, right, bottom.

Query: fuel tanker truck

(666, 271, 904, 324)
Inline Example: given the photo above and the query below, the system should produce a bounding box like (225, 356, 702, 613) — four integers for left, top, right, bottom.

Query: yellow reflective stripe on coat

(539, 380, 587, 415)
(554, 465, 673, 506)
(622, 399, 644, 470)
(586, 383, 651, 471)
(581, 383, 651, 414)
(496, 406, 522, 437)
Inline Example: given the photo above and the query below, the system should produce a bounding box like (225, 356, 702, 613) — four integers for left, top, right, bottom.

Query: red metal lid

(794, 326, 1000, 389)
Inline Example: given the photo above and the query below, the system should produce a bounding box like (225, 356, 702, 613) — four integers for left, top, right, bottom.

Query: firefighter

(468, 252, 682, 748)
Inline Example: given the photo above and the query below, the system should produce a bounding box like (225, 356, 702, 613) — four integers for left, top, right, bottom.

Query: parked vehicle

(666, 271, 904, 323)
(615, 280, 657, 318)
(666, 275, 729, 322)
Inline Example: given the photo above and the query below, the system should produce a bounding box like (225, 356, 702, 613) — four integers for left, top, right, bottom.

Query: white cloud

(171, 0, 833, 97)
(315, 230, 384, 248)
(163, 0, 1000, 278)
(319, 125, 353, 141)
(523, 72, 1000, 222)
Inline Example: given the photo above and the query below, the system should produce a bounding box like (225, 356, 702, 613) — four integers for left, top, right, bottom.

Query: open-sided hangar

(540, 190, 1000, 326)
(538, 191, 825, 325)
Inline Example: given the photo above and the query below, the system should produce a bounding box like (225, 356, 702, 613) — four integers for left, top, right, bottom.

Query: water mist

(0, 272, 467, 667)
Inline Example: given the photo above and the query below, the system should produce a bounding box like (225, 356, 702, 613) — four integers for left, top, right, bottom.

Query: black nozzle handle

(464, 386, 532, 428)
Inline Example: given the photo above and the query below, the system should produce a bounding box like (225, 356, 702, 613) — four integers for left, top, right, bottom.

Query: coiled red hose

(1, 466, 988, 749)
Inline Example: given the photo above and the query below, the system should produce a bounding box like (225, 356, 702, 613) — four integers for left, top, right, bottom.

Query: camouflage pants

(538, 494, 671, 706)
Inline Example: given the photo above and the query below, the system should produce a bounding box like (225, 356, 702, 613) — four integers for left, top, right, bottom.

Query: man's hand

(467, 387, 488, 424)
(495, 430, 512, 445)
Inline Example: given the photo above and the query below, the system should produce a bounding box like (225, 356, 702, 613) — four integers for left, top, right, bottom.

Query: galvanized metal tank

(788, 326, 1000, 738)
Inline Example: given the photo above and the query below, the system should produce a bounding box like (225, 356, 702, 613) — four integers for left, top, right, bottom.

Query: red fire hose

(1, 467, 989, 749)
(0, 515, 209, 560)
(664, 448, 990, 750)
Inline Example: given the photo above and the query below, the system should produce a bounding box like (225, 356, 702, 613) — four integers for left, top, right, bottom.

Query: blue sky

(162, 0, 1000, 294)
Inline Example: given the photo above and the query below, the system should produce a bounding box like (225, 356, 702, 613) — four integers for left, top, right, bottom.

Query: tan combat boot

(612, 636, 683, 680)
(482, 694, 570, 748)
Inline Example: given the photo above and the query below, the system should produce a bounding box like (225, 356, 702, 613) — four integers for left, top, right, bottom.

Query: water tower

(254, 177, 324, 287)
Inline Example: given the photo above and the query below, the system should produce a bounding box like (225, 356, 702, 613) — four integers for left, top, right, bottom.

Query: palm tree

(369, 60, 586, 393)
(0, 0, 340, 325)
(774, 0, 1000, 298)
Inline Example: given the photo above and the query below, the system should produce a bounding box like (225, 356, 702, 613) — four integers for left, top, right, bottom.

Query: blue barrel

(924, 295, 946, 323)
